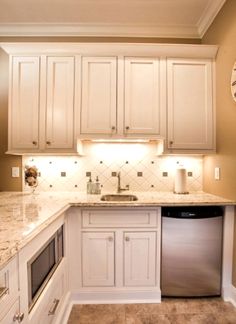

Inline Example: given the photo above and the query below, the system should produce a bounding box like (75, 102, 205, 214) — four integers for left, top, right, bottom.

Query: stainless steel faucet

(117, 172, 129, 193)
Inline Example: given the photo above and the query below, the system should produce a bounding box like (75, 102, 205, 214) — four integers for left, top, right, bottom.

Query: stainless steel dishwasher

(161, 206, 223, 297)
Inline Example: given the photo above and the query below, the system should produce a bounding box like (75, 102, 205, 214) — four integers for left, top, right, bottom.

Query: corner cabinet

(8, 55, 77, 154)
(166, 58, 215, 153)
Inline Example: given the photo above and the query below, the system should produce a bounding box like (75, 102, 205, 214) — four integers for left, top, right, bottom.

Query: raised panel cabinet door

(81, 57, 117, 134)
(0, 298, 20, 324)
(124, 232, 156, 287)
(10, 56, 40, 150)
(124, 57, 161, 135)
(82, 232, 115, 287)
(45, 56, 75, 149)
(167, 59, 214, 150)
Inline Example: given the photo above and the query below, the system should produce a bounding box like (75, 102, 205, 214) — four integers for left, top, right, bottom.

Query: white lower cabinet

(80, 208, 160, 296)
(124, 232, 156, 287)
(29, 264, 66, 324)
(82, 232, 115, 287)
(18, 214, 68, 324)
(0, 298, 21, 324)
(0, 257, 22, 323)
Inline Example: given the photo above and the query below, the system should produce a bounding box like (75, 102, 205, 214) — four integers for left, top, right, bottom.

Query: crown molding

(0, 23, 200, 39)
(197, 0, 226, 38)
(0, 42, 218, 59)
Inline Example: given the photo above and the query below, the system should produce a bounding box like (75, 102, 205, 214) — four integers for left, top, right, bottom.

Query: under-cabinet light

(90, 139, 151, 143)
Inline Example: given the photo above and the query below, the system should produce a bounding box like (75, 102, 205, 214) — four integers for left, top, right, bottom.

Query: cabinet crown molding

(0, 42, 218, 59)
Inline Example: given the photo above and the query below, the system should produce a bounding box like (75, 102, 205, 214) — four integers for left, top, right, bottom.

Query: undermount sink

(100, 194, 138, 202)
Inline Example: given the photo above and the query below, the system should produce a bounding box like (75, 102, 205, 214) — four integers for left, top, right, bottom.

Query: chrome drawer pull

(13, 312, 24, 323)
(48, 298, 60, 316)
(0, 287, 9, 299)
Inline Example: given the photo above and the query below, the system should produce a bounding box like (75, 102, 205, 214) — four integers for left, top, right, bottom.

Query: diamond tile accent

(23, 143, 203, 192)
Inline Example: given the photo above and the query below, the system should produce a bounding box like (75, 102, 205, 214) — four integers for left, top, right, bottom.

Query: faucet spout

(117, 172, 129, 193)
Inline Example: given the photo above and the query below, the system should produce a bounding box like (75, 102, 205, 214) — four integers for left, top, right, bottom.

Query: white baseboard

(222, 284, 236, 307)
(70, 288, 161, 304)
(60, 288, 161, 323)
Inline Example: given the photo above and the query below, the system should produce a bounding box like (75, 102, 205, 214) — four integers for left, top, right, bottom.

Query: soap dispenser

(95, 176, 101, 194)
(87, 176, 93, 194)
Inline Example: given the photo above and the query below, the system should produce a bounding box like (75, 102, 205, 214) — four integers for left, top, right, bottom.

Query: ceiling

(0, 0, 226, 38)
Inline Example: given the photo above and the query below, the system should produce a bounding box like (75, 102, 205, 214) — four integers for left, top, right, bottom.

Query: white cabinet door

(82, 232, 115, 287)
(124, 57, 162, 135)
(45, 56, 75, 150)
(81, 57, 117, 135)
(167, 59, 214, 150)
(10, 56, 40, 150)
(124, 232, 156, 287)
(0, 298, 20, 324)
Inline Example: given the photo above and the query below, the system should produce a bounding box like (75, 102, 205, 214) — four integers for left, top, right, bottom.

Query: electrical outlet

(12, 167, 20, 178)
(214, 167, 220, 180)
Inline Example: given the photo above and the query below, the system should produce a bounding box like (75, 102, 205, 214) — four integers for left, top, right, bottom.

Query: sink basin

(100, 194, 138, 202)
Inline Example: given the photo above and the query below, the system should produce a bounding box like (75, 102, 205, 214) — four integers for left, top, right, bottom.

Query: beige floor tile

(67, 298, 236, 324)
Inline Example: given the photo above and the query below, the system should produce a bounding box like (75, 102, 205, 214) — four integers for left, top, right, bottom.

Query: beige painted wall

(202, 0, 236, 286)
(0, 49, 22, 191)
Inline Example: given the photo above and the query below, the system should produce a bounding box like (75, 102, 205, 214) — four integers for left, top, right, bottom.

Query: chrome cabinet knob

(13, 312, 24, 323)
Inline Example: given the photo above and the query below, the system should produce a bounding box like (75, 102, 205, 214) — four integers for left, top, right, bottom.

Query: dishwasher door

(161, 207, 223, 297)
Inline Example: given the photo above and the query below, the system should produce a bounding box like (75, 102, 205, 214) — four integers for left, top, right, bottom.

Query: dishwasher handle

(162, 206, 224, 219)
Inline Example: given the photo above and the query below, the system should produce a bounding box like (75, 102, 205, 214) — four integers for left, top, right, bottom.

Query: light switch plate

(214, 167, 220, 180)
(12, 167, 20, 178)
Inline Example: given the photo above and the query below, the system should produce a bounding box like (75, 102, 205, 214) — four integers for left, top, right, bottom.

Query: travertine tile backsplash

(23, 143, 203, 192)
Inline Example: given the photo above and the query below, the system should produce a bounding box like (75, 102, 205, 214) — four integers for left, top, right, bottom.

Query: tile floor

(67, 298, 236, 323)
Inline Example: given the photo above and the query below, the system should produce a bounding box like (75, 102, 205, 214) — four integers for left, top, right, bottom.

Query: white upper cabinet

(8, 55, 77, 154)
(81, 57, 117, 135)
(45, 56, 75, 150)
(80, 55, 165, 138)
(4, 43, 217, 153)
(166, 58, 214, 152)
(124, 57, 162, 135)
(10, 56, 40, 150)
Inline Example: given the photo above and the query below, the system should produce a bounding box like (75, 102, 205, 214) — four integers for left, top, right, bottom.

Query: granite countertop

(0, 191, 234, 270)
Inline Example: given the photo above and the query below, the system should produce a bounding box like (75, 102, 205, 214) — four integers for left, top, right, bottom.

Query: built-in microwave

(27, 224, 64, 311)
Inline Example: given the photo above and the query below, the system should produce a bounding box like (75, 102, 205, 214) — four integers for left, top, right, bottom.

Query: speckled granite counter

(0, 191, 234, 270)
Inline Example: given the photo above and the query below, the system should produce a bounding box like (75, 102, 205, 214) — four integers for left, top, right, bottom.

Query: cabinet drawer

(0, 257, 18, 319)
(29, 264, 66, 324)
(82, 209, 158, 228)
